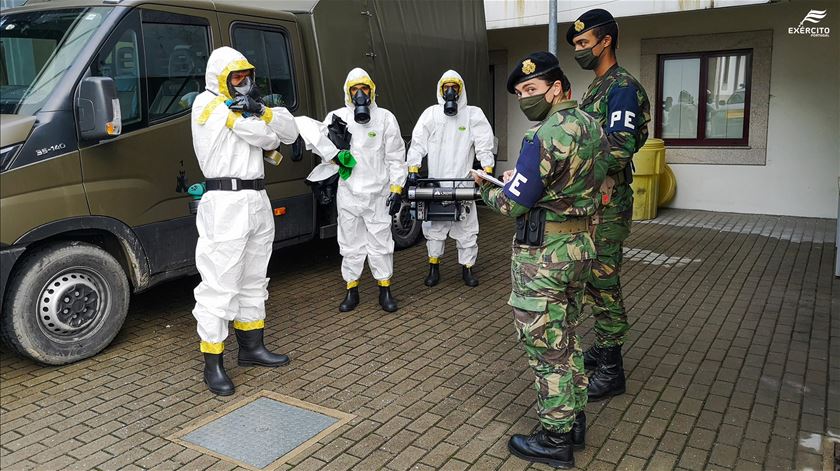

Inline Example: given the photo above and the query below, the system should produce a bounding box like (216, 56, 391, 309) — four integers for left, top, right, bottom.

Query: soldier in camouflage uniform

(567, 9, 651, 401)
(474, 52, 608, 469)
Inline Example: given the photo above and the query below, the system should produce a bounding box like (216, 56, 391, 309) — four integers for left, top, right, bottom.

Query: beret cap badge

(574, 20, 585, 32)
(521, 59, 537, 74)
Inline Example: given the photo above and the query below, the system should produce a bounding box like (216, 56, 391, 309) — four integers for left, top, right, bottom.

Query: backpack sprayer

(405, 178, 480, 222)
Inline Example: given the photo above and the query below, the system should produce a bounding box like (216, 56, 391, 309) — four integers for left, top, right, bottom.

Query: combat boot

(507, 428, 574, 469)
(462, 265, 479, 287)
(339, 287, 359, 312)
(379, 285, 398, 312)
(203, 353, 234, 396)
(424, 263, 440, 286)
(235, 328, 290, 367)
(588, 345, 626, 401)
(583, 345, 602, 370)
(572, 412, 586, 450)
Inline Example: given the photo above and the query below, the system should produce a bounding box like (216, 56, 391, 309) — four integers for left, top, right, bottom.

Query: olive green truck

(0, 0, 491, 364)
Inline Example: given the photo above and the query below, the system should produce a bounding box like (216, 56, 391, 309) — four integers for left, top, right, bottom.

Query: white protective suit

(406, 70, 495, 267)
(191, 47, 299, 353)
(325, 68, 407, 286)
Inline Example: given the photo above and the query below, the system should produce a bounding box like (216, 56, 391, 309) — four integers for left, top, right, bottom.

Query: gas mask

(352, 88, 371, 124)
(442, 87, 459, 116)
(231, 76, 254, 97)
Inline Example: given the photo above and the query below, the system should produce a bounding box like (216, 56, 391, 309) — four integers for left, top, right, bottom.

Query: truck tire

(0, 242, 130, 365)
(392, 204, 423, 250)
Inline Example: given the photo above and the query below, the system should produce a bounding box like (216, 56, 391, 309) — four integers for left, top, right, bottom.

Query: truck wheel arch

(13, 216, 151, 292)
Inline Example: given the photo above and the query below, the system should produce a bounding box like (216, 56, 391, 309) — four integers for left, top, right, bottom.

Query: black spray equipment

(352, 89, 371, 124)
(442, 87, 459, 116)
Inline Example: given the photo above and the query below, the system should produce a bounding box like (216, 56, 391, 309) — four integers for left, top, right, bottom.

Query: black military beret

(566, 8, 616, 45)
(506, 51, 560, 94)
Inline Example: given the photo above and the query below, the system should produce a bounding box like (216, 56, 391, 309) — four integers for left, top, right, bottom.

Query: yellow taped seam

(226, 111, 240, 129)
(429, 257, 440, 264)
(260, 106, 273, 124)
(233, 320, 264, 331)
(218, 58, 256, 99)
(389, 184, 402, 193)
(377, 279, 391, 287)
(200, 341, 224, 354)
(408, 166, 420, 173)
(197, 96, 227, 125)
(347, 280, 359, 289)
(464, 264, 473, 268)
(345, 76, 376, 105)
(483, 167, 494, 174)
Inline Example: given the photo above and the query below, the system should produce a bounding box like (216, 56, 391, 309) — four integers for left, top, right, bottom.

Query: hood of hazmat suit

(407, 70, 495, 187)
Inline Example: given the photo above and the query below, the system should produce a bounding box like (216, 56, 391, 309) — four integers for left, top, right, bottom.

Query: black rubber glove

(406, 172, 419, 188)
(327, 115, 352, 150)
(386, 191, 402, 216)
(228, 95, 265, 115)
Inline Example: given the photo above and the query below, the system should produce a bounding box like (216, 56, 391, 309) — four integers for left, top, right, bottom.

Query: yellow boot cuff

(377, 279, 391, 287)
(200, 341, 224, 354)
(429, 257, 440, 264)
(233, 320, 264, 331)
(347, 280, 360, 289)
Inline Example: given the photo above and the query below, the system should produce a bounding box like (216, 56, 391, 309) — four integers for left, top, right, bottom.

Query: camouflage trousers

(585, 181, 633, 347)
(509, 232, 595, 432)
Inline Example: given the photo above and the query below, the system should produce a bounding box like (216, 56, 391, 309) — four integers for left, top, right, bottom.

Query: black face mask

(442, 87, 459, 116)
(352, 89, 371, 124)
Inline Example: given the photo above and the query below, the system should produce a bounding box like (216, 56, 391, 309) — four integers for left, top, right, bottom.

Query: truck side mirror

(77, 77, 122, 141)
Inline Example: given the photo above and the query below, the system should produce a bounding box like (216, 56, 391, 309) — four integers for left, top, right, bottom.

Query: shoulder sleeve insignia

(521, 59, 536, 75)
(574, 20, 585, 32)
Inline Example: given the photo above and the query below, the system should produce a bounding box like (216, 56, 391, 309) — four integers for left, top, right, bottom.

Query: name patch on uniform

(503, 136, 544, 208)
(606, 85, 640, 134)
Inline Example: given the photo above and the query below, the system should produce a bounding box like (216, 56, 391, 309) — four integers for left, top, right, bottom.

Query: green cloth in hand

(336, 149, 357, 180)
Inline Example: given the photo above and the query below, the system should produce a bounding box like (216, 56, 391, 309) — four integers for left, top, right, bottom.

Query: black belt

(205, 178, 265, 191)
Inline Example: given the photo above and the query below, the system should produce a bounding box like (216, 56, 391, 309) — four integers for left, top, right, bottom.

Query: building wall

(488, 0, 839, 218)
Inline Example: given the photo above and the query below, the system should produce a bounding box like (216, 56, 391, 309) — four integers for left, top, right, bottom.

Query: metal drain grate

(171, 391, 354, 470)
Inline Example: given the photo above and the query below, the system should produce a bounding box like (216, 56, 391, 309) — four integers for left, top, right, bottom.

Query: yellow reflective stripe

(226, 111, 241, 129)
(429, 257, 440, 264)
(260, 106, 273, 124)
(345, 76, 376, 105)
(233, 320, 264, 331)
(408, 166, 420, 173)
(200, 341, 224, 354)
(483, 167, 494, 174)
(197, 96, 227, 125)
(346, 280, 359, 289)
(389, 184, 402, 193)
(377, 279, 391, 287)
(218, 58, 256, 99)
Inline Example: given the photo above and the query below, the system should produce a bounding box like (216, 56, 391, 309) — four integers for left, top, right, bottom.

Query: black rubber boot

(588, 345, 626, 401)
(203, 353, 234, 396)
(424, 263, 440, 287)
(462, 265, 479, 287)
(379, 286, 398, 312)
(339, 287, 359, 312)
(583, 345, 602, 370)
(235, 328, 290, 367)
(507, 428, 574, 469)
(572, 412, 585, 450)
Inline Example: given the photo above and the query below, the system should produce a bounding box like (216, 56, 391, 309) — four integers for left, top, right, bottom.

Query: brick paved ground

(1, 208, 837, 471)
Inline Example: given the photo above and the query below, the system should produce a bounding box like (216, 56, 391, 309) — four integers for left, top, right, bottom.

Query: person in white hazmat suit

(325, 68, 407, 313)
(406, 70, 495, 288)
(191, 46, 299, 396)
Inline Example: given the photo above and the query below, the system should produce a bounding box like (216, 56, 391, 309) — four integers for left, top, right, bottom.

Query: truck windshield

(0, 7, 111, 115)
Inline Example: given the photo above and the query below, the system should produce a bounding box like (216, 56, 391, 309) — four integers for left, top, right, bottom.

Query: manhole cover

(170, 391, 353, 470)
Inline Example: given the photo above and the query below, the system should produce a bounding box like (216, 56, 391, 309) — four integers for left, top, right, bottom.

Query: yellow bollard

(630, 138, 666, 220)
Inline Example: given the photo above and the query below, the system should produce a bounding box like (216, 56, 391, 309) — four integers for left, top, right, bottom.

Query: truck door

(78, 6, 219, 274)
(218, 13, 316, 245)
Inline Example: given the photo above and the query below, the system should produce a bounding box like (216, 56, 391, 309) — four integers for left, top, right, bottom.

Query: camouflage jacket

(580, 64, 650, 177)
(481, 100, 608, 222)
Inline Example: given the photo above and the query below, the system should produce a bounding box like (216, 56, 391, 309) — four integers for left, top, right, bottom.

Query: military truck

(0, 0, 491, 364)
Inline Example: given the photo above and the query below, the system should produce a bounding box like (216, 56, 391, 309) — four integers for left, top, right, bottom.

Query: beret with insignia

(506, 51, 561, 94)
(566, 8, 616, 45)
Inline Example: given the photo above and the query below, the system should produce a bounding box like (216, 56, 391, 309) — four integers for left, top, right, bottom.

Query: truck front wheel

(1, 242, 130, 365)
